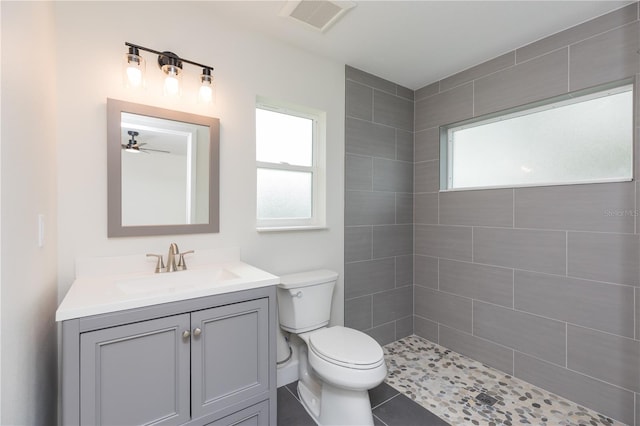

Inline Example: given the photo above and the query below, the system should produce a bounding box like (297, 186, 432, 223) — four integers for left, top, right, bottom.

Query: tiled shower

(345, 3, 640, 425)
(344, 65, 415, 344)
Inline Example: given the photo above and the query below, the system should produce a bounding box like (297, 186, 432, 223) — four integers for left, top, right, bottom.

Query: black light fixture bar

(125, 42, 214, 73)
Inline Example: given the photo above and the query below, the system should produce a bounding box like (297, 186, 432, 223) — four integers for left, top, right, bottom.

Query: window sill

(256, 225, 328, 233)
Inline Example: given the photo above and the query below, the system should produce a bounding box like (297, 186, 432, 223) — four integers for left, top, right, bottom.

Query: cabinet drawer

(204, 400, 269, 426)
(191, 298, 270, 419)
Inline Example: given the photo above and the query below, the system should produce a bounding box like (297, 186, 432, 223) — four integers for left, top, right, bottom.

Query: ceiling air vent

(280, 0, 356, 33)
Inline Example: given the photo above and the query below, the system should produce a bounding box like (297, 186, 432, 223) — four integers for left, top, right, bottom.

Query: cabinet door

(191, 298, 269, 419)
(80, 314, 191, 426)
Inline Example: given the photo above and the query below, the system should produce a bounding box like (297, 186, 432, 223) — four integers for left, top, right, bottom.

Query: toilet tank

(277, 269, 338, 333)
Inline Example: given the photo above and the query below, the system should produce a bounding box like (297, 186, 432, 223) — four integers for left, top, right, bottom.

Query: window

(256, 98, 326, 230)
(442, 82, 633, 191)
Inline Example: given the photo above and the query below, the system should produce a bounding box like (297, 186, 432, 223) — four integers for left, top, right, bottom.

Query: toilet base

(298, 380, 375, 426)
(296, 343, 375, 426)
(277, 341, 299, 387)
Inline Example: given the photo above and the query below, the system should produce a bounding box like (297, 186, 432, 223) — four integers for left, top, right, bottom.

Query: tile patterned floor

(384, 335, 624, 426)
(278, 379, 447, 425)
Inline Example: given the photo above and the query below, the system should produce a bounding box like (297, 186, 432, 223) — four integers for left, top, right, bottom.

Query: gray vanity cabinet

(61, 286, 276, 426)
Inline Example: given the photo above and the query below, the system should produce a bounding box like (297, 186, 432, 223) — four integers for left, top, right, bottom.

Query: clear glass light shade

(162, 65, 182, 97)
(198, 74, 214, 104)
(122, 53, 146, 89)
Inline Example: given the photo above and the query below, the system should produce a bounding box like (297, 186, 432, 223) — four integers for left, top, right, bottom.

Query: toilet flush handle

(293, 291, 303, 298)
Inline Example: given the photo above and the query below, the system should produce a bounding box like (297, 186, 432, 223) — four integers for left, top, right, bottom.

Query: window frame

(255, 98, 326, 231)
(440, 79, 635, 192)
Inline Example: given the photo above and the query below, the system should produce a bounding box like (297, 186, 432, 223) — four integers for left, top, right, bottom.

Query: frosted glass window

(255, 99, 326, 229)
(256, 109, 313, 167)
(257, 169, 312, 219)
(445, 84, 633, 190)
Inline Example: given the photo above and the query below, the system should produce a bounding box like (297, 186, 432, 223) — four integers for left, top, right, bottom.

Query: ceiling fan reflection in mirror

(121, 130, 170, 154)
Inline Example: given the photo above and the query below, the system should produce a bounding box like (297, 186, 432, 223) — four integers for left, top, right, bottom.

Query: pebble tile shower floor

(384, 335, 623, 426)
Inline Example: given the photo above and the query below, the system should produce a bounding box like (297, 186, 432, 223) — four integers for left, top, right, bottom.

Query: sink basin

(116, 268, 239, 295)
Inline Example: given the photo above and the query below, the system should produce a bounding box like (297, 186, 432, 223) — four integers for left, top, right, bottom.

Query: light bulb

(198, 85, 212, 104)
(164, 75, 180, 97)
(198, 69, 214, 104)
(161, 63, 182, 98)
(126, 66, 143, 88)
(122, 47, 145, 89)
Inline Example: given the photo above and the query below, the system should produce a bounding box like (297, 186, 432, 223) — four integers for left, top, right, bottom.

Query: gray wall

(413, 3, 640, 425)
(344, 66, 414, 345)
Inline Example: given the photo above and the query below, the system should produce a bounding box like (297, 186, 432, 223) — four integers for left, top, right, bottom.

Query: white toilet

(277, 269, 387, 426)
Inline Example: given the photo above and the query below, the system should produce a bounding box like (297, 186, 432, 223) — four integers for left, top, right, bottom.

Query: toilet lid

(309, 326, 384, 368)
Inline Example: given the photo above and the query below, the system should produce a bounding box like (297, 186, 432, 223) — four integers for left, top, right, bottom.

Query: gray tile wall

(413, 4, 640, 425)
(345, 65, 414, 346)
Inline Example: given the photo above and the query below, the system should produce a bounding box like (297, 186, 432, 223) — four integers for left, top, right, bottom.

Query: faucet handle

(177, 250, 194, 270)
(146, 254, 165, 273)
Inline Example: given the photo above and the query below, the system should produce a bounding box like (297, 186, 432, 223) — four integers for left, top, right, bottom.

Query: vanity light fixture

(123, 42, 215, 103)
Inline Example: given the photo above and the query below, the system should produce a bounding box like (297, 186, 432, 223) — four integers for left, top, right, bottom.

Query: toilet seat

(304, 326, 387, 392)
(308, 326, 384, 369)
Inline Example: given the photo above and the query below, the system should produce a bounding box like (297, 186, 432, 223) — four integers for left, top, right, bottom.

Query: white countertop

(56, 249, 280, 322)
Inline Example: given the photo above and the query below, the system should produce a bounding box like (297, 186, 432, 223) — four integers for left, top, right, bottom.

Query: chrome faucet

(146, 243, 194, 273)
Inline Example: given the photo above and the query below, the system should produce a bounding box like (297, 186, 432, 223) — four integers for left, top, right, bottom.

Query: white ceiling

(203, 0, 632, 90)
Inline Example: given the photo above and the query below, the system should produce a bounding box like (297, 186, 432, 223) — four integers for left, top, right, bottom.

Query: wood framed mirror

(107, 99, 219, 237)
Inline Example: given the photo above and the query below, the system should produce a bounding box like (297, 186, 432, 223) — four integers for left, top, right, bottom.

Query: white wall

(0, 3, 3, 420)
(54, 2, 345, 323)
(1, 2, 59, 423)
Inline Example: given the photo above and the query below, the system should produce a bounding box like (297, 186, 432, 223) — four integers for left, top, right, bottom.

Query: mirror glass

(107, 99, 219, 237)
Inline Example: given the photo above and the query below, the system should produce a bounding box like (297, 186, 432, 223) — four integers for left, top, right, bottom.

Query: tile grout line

(471, 299, 475, 337)
(565, 322, 569, 368)
(370, 224, 374, 263)
(512, 268, 515, 309)
(370, 293, 374, 332)
(371, 392, 402, 410)
(471, 226, 474, 263)
(283, 382, 299, 402)
(373, 413, 389, 426)
(565, 231, 569, 277)
(437, 257, 440, 291)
